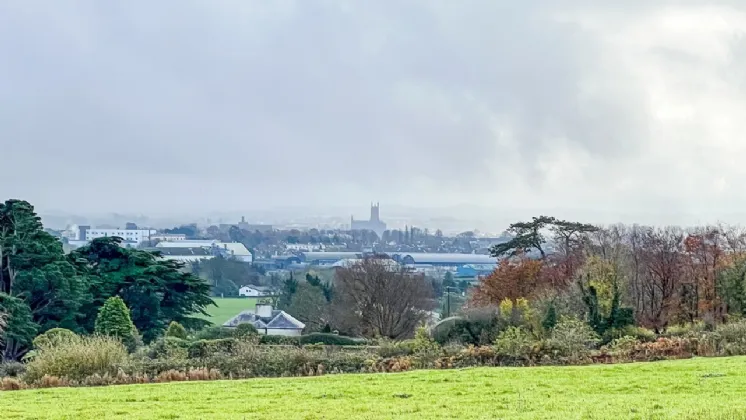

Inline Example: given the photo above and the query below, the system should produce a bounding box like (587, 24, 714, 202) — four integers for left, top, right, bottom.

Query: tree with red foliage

(471, 257, 544, 306)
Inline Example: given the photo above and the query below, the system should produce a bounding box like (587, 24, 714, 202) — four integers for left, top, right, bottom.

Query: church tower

(370, 202, 380, 222)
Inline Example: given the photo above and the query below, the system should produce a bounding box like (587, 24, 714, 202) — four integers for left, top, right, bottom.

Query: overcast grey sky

(2, 1, 746, 226)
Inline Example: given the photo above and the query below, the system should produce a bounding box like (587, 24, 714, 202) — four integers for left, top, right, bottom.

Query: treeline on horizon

(475, 215, 746, 334)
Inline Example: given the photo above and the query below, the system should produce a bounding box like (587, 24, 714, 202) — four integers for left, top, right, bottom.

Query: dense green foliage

(0, 199, 215, 359)
(70, 236, 214, 342)
(0, 200, 88, 359)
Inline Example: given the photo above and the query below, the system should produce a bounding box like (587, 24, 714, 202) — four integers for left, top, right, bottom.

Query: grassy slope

(4, 357, 746, 419)
(195, 297, 260, 324)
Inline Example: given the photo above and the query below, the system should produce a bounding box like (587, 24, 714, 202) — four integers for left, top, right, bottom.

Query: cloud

(1, 0, 746, 227)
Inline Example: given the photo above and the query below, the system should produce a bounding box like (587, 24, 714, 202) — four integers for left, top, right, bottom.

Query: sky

(2, 1, 746, 228)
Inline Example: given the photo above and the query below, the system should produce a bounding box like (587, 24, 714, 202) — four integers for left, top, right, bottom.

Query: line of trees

(474, 216, 746, 334)
(0, 199, 214, 360)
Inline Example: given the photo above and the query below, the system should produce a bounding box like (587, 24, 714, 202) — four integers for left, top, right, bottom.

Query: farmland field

(3, 357, 746, 419)
(195, 297, 260, 324)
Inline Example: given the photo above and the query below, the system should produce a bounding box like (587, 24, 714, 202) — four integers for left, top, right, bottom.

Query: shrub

(94, 297, 139, 351)
(665, 322, 710, 338)
(299, 333, 364, 346)
(632, 337, 695, 360)
(233, 323, 259, 340)
(193, 326, 235, 341)
(549, 317, 600, 361)
(165, 322, 188, 340)
(187, 339, 238, 358)
(146, 337, 190, 359)
(603, 325, 656, 344)
(32, 328, 77, 349)
(606, 336, 640, 360)
(494, 327, 535, 363)
(376, 339, 416, 358)
(24, 335, 128, 383)
(0, 377, 25, 391)
(431, 307, 501, 346)
(260, 335, 301, 345)
(0, 361, 26, 378)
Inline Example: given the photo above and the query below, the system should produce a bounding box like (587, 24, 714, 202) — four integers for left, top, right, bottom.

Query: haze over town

(3, 1, 746, 230)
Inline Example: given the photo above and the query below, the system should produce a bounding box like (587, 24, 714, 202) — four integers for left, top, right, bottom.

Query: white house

(238, 285, 272, 297)
(223, 303, 305, 336)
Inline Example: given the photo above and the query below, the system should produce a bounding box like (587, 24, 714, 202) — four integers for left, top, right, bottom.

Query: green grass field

(195, 297, 260, 324)
(3, 357, 746, 419)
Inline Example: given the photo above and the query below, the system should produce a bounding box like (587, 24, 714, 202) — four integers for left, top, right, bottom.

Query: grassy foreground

(3, 357, 746, 419)
(195, 297, 260, 324)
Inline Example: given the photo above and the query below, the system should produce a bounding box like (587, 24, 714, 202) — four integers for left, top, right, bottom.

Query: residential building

(238, 285, 275, 297)
(223, 303, 305, 336)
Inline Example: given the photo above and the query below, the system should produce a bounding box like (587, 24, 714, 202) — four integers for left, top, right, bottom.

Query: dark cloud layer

(1, 1, 746, 224)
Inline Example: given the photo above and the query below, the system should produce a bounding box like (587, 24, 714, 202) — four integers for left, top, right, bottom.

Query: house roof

(149, 247, 211, 256)
(223, 309, 305, 330)
(218, 242, 251, 256)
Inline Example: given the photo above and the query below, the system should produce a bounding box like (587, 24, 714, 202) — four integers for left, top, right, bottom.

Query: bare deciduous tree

(332, 258, 435, 339)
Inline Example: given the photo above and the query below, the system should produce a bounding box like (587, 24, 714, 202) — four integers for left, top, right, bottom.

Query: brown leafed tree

(332, 258, 434, 339)
(471, 257, 544, 305)
(638, 227, 684, 332)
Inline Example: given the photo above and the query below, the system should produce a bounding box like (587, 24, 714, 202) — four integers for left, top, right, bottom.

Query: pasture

(2, 356, 746, 419)
(195, 297, 260, 324)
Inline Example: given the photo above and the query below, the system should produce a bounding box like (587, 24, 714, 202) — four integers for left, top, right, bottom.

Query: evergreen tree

(95, 296, 136, 340)
(0, 199, 88, 359)
(165, 321, 188, 340)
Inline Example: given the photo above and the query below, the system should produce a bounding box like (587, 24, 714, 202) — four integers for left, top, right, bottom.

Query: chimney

(255, 303, 273, 318)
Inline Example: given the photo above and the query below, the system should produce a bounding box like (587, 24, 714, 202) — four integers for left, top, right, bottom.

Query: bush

(376, 339, 416, 358)
(94, 297, 139, 351)
(233, 323, 259, 340)
(431, 308, 501, 346)
(0, 361, 26, 378)
(494, 327, 535, 362)
(145, 337, 190, 359)
(165, 322, 188, 340)
(32, 328, 77, 349)
(549, 318, 599, 361)
(24, 335, 128, 383)
(187, 339, 238, 358)
(603, 325, 656, 344)
(299, 333, 364, 346)
(665, 322, 710, 338)
(193, 326, 236, 341)
(260, 335, 301, 346)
